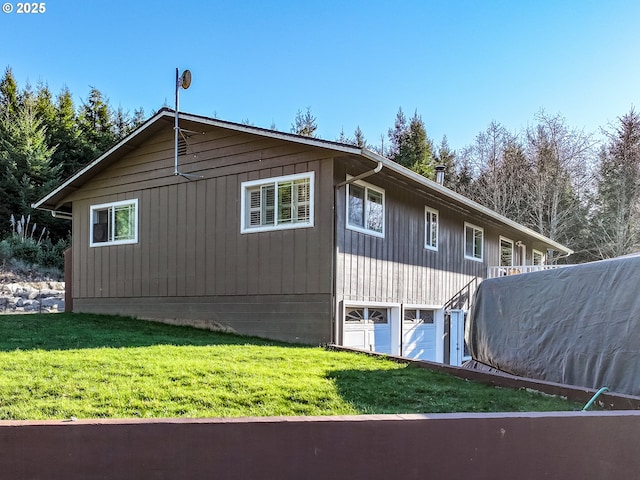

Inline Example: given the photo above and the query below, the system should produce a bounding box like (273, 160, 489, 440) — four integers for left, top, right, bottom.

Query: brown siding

(69, 126, 335, 342)
(334, 160, 552, 309)
(73, 294, 332, 344)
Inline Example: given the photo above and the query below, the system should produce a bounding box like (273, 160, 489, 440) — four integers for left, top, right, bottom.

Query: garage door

(402, 308, 436, 361)
(343, 307, 391, 354)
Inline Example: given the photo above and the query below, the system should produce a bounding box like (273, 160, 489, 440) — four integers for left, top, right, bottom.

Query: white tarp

(466, 255, 640, 396)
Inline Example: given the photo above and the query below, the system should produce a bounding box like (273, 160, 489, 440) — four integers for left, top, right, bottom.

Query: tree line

(2, 66, 639, 265)
(293, 105, 640, 263)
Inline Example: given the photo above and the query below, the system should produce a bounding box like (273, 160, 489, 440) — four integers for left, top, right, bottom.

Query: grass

(0, 313, 581, 420)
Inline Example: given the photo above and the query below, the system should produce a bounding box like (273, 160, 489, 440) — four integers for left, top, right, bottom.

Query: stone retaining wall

(0, 282, 65, 313)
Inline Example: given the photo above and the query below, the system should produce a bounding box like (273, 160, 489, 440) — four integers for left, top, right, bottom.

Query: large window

(347, 180, 384, 237)
(90, 199, 138, 247)
(241, 172, 314, 233)
(464, 222, 483, 261)
(424, 207, 438, 250)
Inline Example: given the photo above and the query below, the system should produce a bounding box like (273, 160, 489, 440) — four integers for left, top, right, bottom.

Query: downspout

(331, 160, 384, 346)
(51, 210, 73, 221)
(336, 161, 383, 189)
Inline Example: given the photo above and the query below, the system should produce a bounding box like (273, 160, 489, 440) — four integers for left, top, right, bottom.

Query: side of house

(34, 109, 572, 362)
(331, 155, 571, 363)
(58, 114, 339, 344)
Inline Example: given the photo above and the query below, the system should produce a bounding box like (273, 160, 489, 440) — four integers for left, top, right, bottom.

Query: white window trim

(532, 249, 545, 265)
(90, 198, 139, 247)
(424, 206, 439, 251)
(345, 177, 385, 238)
(464, 222, 484, 262)
(240, 172, 315, 233)
(499, 236, 514, 267)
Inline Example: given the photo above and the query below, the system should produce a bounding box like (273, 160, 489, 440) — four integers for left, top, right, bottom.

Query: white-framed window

(90, 199, 138, 247)
(532, 249, 545, 265)
(424, 206, 438, 250)
(499, 236, 514, 267)
(464, 222, 484, 261)
(240, 172, 314, 233)
(346, 179, 384, 237)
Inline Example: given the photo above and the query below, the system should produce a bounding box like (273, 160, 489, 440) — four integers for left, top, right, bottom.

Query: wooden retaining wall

(1, 412, 639, 479)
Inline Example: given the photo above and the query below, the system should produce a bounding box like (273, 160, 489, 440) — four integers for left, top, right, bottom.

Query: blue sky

(1, 0, 639, 151)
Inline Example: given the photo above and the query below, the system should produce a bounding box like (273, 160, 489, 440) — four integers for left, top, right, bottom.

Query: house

(33, 108, 572, 365)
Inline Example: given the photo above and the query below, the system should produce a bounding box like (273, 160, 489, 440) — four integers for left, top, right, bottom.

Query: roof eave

(360, 149, 573, 256)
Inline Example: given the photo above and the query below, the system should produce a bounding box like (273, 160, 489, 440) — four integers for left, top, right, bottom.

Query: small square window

(90, 199, 138, 247)
(347, 180, 385, 237)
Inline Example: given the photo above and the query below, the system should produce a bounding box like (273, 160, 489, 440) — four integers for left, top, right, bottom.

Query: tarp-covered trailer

(466, 254, 640, 396)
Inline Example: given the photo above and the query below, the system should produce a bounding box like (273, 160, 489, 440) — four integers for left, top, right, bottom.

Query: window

(347, 180, 384, 237)
(90, 199, 138, 247)
(499, 237, 514, 267)
(345, 307, 388, 324)
(532, 249, 544, 265)
(464, 222, 483, 261)
(241, 172, 314, 233)
(404, 309, 435, 324)
(424, 207, 438, 250)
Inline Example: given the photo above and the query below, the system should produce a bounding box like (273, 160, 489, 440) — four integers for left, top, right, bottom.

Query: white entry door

(448, 310, 470, 366)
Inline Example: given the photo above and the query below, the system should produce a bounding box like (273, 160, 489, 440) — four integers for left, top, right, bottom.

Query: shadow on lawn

(327, 366, 460, 414)
(0, 313, 305, 351)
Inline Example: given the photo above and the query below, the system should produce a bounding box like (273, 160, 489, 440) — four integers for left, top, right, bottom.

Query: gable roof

(32, 108, 573, 255)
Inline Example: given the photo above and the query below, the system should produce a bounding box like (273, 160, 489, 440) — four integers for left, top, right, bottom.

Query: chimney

(435, 165, 446, 185)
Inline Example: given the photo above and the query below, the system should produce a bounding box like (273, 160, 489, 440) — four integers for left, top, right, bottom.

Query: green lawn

(0, 313, 580, 420)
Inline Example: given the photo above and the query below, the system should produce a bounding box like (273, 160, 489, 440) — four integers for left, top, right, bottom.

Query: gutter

(336, 161, 384, 188)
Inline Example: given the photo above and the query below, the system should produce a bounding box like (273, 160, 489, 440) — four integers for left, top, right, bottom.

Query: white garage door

(402, 308, 436, 361)
(343, 307, 391, 354)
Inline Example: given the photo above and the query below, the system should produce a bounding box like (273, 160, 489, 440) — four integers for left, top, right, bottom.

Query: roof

(32, 108, 573, 255)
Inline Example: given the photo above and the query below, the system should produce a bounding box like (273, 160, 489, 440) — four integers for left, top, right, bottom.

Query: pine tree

(434, 135, 456, 188)
(291, 107, 317, 137)
(589, 109, 640, 258)
(0, 90, 60, 237)
(353, 126, 366, 147)
(79, 87, 116, 158)
(387, 107, 407, 160)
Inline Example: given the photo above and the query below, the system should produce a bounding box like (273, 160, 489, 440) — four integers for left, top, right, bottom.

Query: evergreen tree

(291, 107, 317, 137)
(0, 90, 60, 237)
(387, 107, 407, 160)
(589, 109, 640, 259)
(0, 67, 19, 117)
(387, 108, 435, 177)
(434, 135, 457, 188)
(353, 126, 366, 147)
(79, 87, 116, 158)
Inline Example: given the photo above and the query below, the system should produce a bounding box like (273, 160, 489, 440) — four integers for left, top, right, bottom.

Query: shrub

(0, 240, 11, 263)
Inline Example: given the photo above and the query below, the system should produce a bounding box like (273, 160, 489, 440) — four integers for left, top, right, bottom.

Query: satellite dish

(180, 70, 192, 89)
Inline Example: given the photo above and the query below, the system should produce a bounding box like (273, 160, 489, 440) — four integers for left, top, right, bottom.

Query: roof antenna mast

(174, 68, 203, 179)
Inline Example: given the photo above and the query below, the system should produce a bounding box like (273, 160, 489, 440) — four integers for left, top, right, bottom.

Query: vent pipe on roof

(435, 165, 446, 185)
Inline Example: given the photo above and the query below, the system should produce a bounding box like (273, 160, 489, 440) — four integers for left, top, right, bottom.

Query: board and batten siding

(333, 160, 542, 310)
(67, 124, 335, 344)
